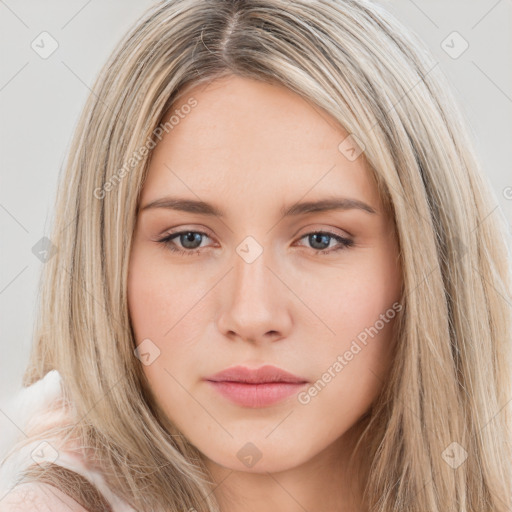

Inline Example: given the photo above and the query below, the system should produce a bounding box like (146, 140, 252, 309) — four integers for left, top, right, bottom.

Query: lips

(204, 364, 308, 385)
(204, 365, 309, 408)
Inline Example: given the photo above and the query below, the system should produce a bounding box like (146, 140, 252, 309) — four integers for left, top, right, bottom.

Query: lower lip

(205, 380, 308, 408)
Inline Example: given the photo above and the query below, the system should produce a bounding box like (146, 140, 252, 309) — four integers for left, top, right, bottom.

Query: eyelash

(157, 229, 354, 256)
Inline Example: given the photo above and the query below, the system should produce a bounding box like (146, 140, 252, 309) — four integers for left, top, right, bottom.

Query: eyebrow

(139, 196, 377, 217)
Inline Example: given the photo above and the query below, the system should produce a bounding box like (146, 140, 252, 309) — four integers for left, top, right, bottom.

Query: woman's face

(127, 75, 402, 474)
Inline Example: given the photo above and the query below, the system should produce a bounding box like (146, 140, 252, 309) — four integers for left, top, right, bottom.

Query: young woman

(1, 0, 511, 511)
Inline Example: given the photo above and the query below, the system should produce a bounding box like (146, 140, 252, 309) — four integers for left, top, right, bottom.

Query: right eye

(157, 230, 214, 256)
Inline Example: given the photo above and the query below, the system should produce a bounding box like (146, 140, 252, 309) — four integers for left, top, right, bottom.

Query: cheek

(127, 244, 207, 343)
(300, 254, 399, 346)
(291, 276, 398, 440)
(299, 249, 400, 386)
(127, 244, 211, 412)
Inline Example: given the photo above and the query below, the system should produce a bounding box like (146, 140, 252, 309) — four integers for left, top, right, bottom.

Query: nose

(216, 245, 293, 345)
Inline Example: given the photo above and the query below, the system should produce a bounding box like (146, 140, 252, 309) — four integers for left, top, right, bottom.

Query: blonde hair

(5, 0, 512, 510)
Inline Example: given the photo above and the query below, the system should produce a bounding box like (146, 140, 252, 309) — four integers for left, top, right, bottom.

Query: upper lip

(205, 365, 308, 384)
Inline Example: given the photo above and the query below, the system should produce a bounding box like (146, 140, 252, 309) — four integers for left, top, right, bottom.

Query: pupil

(181, 232, 202, 249)
(310, 233, 330, 250)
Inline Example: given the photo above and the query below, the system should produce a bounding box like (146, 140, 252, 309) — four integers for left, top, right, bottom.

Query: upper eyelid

(163, 223, 351, 237)
(163, 228, 214, 243)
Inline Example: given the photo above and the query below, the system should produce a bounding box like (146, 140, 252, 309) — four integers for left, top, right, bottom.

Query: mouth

(204, 364, 309, 408)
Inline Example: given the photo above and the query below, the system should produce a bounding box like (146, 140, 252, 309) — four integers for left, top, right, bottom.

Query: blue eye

(157, 230, 354, 256)
(299, 232, 354, 254)
(158, 231, 210, 256)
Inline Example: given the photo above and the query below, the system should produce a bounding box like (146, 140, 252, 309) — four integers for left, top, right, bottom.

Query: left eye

(157, 230, 354, 256)
(296, 232, 354, 253)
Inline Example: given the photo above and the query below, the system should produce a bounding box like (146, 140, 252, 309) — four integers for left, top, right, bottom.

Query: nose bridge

(231, 238, 275, 312)
(216, 236, 292, 342)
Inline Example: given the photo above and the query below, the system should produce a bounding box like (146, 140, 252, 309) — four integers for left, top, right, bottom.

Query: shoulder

(0, 482, 90, 512)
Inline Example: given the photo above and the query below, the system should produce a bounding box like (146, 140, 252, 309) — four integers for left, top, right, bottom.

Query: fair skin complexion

(127, 75, 402, 512)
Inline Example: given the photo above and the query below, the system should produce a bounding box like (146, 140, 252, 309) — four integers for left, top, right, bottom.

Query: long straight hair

(5, 0, 512, 510)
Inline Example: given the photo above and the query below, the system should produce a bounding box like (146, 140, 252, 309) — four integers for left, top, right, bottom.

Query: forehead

(141, 75, 382, 213)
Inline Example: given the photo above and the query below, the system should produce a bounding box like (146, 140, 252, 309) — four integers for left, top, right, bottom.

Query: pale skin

(127, 75, 403, 512)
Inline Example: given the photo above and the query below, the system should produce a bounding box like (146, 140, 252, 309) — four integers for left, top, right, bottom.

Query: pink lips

(204, 365, 308, 408)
